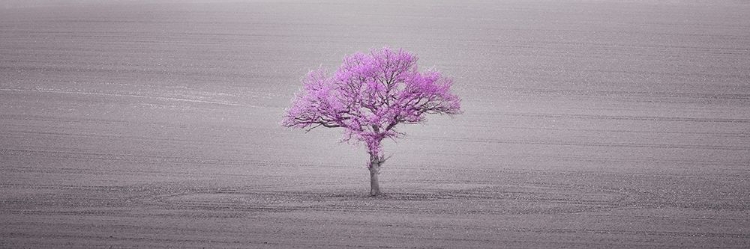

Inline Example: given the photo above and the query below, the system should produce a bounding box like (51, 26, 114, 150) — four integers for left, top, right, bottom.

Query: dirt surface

(1, 0, 749, 248)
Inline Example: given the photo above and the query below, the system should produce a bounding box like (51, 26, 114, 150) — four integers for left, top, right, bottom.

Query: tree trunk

(369, 160, 381, 196)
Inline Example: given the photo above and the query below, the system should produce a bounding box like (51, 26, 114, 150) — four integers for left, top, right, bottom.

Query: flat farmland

(1, 0, 750, 248)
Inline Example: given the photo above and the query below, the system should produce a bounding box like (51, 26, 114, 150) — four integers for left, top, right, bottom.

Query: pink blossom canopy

(282, 47, 461, 155)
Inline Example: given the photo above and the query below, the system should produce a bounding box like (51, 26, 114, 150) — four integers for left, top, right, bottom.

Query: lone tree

(282, 47, 461, 196)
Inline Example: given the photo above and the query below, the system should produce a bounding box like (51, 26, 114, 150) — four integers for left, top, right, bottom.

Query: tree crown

(282, 47, 461, 155)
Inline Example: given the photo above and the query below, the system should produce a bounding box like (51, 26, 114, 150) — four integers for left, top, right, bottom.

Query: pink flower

(282, 47, 461, 161)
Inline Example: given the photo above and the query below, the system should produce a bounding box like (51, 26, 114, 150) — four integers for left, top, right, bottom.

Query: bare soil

(1, 0, 749, 248)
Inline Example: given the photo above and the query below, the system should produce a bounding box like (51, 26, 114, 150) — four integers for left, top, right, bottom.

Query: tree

(282, 47, 461, 196)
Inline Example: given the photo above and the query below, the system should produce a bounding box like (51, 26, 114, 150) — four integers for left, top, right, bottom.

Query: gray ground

(1, 0, 749, 248)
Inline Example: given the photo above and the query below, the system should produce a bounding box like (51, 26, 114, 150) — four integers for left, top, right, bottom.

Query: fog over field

(1, 0, 749, 248)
